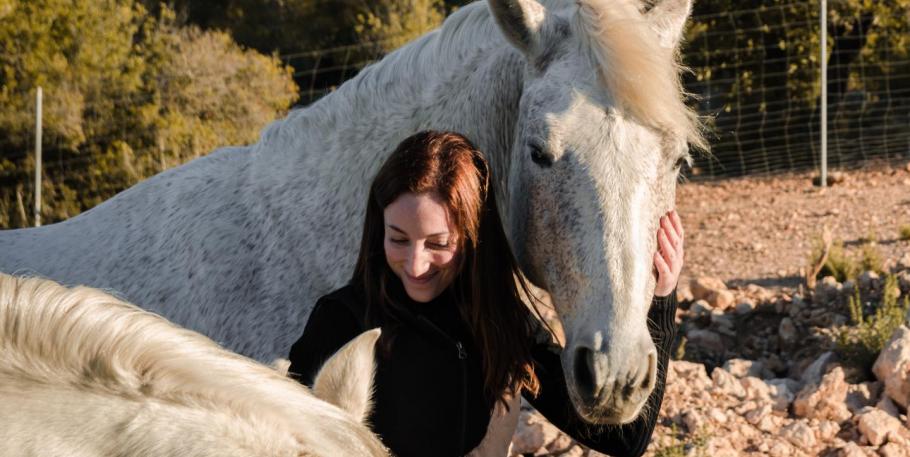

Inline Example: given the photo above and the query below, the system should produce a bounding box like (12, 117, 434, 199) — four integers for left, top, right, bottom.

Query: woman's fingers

(654, 251, 670, 276)
(658, 227, 675, 264)
(669, 209, 684, 242)
(660, 214, 680, 248)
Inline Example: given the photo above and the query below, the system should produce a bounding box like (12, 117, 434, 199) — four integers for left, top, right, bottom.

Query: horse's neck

(249, 3, 526, 219)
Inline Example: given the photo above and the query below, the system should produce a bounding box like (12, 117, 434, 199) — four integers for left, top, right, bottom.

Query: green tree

(346, 0, 445, 53)
(0, 0, 297, 228)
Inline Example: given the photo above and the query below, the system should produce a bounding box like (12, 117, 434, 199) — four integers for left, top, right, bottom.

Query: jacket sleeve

(287, 296, 365, 387)
(523, 290, 678, 457)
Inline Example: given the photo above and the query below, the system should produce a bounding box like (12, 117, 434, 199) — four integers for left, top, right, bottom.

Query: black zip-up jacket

(288, 281, 677, 457)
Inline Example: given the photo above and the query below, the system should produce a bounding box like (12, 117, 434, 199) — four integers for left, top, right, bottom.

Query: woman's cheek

(384, 240, 402, 265)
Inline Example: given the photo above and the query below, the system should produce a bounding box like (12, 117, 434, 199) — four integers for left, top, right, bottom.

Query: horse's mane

(0, 273, 380, 454)
(573, 0, 706, 150)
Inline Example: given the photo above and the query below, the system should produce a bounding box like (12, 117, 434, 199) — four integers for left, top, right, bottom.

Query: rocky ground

(508, 161, 910, 456)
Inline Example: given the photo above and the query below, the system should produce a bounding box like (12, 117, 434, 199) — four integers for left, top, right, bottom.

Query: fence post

(34, 86, 42, 226)
(819, 0, 827, 187)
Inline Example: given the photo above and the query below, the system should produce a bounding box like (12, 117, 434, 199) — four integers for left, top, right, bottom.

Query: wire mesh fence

(683, 1, 910, 180)
(3, 1, 910, 227)
(278, 1, 910, 179)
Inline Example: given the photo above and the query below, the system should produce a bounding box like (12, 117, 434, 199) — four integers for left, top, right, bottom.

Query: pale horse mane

(0, 273, 386, 456)
(574, 0, 707, 151)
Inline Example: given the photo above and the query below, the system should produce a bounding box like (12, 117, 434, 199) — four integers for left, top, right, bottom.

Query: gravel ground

(677, 160, 910, 292)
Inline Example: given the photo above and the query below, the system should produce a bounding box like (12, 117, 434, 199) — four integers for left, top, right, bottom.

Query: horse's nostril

(573, 347, 596, 401)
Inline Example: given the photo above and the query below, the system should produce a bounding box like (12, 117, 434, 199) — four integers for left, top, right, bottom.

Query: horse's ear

(312, 328, 382, 423)
(646, 0, 693, 50)
(488, 0, 547, 56)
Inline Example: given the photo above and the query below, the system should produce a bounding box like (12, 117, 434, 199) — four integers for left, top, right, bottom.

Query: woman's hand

(653, 209, 684, 298)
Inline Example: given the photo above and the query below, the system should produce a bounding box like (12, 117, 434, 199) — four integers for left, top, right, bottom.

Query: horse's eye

(674, 155, 689, 170)
(529, 143, 553, 168)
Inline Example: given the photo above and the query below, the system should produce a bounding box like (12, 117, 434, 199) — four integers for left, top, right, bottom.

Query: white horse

(0, 0, 703, 424)
(0, 273, 387, 456)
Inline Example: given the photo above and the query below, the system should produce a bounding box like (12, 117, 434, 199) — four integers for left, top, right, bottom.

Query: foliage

(654, 423, 710, 457)
(836, 275, 909, 371)
(0, 0, 297, 228)
(809, 237, 860, 282)
(860, 242, 884, 275)
(145, 0, 448, 105)
(347, 0, 445, 54)
(674, 335, 688, 361)
(899, 224, 910, 241)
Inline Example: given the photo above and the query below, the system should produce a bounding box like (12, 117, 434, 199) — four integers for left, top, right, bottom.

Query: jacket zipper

(417, 316, 468, 456)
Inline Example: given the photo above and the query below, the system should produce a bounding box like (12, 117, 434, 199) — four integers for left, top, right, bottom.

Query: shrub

(809, 237, 860, 282)
(860, 243, 885, 275)
(899, 224, 910, 241)
(836, 274, 909, 371)
(654, 424, 710, 457)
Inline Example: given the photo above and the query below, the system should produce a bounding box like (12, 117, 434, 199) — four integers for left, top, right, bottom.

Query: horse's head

(489, 0, 703, 424)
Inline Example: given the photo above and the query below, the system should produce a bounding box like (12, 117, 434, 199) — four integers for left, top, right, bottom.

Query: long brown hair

(352, 131, 549, 405)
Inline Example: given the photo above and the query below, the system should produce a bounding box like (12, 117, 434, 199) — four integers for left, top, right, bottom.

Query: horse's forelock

(572, 0, 706, 151)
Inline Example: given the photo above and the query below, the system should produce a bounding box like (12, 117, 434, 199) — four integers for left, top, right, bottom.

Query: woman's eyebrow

(387, 225, 449, 237)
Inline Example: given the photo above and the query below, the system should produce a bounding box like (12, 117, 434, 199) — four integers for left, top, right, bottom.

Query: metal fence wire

(284, 1, 910, 180)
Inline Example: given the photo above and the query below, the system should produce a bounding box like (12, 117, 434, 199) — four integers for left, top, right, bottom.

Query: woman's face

(383, 192, 460, 303)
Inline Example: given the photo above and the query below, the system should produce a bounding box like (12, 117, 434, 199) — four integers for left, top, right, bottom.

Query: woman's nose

(405, 247, 431, 277)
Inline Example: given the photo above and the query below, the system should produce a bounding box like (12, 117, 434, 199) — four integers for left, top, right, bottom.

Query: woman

(288, 131, 683, 457)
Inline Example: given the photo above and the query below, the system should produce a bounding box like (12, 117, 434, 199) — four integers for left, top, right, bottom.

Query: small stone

(768, 440, 794, 456)
(899, 271, 910, 294)
(767, 378, 797, 411)
(711, 367, 746, 399)
(511, 410, 562, 454)
(687, 328, 724, 353)
(708, 407, 727, 423)
(897, 253, 910, 271)
(794, 367, 851, 422)
(780, 419, 817, 450)
(778, 317, 797, 344)
(690, 276, 728, 301)
(670, 361, 712, 390)
(846, 381, 883, 413)
(745, 404, 771, 425)
(741, 376, 772, 401)
(734, 299, 756, 315)
(708, 289, 736, 310)
(815, 276, 842, 304)
(873, 325, 910, 408)
(802, 351, 837, 386)
(877, 395, 901, 418)
(817, 420, 840, 442)
(682, 409, 704, 433)
(842, 279, 856, 294)
(723, 359, 764, 379)
(856, 407, 904, 447)
(879, 442, 910, 457)
(710, 310, 735, 333)
(837, 442, 873, 457)
(689, 299, 712, 318)
(545, 433, 573, 453)
(859, 270, 881, 290)
(745, 283, 774, 303)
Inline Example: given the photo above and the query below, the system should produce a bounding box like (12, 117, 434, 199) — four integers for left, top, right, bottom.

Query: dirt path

(677, 160, 910, 292)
